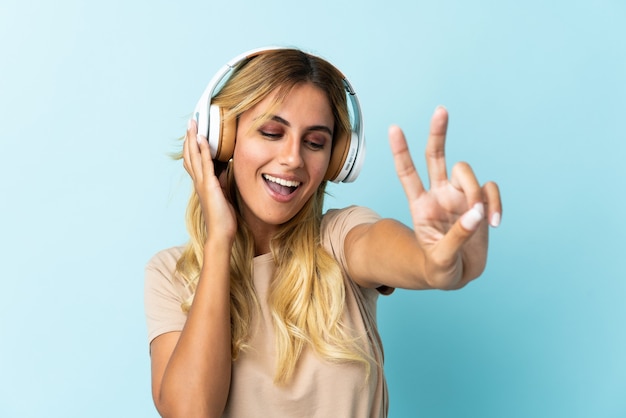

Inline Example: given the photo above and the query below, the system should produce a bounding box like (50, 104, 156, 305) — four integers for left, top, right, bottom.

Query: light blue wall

(1, 0, 624, 417)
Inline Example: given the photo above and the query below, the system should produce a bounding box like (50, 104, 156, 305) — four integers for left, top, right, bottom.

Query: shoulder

(321, 205, 381, 236)
(144, 246, 187, 292)
(146, 246, 185, 272)
(320, 205, 380, 269)
(144, 246, 189, 344)
(322, 206, 395, 296)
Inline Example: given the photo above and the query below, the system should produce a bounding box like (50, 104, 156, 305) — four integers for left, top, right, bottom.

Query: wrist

(203, 235, 234, 257)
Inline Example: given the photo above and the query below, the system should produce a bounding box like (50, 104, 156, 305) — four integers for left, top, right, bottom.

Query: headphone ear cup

(342, 131, 365, 183)
(325, 131, 350, 182)
(208, 104, 237, 162)
(218, 109, 237, 162)
(325, 130, 363, 183)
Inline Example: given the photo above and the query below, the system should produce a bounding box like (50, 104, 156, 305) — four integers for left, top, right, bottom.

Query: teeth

(263, 174, 300, 188)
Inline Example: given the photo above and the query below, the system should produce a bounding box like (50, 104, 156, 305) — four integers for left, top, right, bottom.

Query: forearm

(157, 240, 232, 418)
(347, 219, 469, 291)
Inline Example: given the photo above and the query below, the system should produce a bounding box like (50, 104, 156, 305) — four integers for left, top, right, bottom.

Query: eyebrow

(270, 115, 333, 136)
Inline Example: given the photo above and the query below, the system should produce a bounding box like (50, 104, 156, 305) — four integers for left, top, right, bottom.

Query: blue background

(1, 0, 624, 417)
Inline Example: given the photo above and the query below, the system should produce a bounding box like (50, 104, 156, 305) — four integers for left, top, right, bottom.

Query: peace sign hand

(389, 106, 502, 288)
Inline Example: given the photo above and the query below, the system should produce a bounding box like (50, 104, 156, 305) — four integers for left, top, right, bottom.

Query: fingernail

(460, 203, 484, 231)
(187, 119, 193, 130)
(490, 212, 501, 228)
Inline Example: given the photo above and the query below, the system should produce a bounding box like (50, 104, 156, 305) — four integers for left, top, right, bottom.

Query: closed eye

(259, 130, 282, 139)
(305, 139, 325, 150)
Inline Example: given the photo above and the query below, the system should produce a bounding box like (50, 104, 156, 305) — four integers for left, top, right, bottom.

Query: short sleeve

(144, 246, 190, 345)
(321, 206, 393, 295)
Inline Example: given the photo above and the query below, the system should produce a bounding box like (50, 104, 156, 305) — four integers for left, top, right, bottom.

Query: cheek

(232, 141, 259, 175)
(312, 163, 328, 182)
(231, 149, 251, 192)
(313, 152, 332, 180)
(232, 155, 252, 187)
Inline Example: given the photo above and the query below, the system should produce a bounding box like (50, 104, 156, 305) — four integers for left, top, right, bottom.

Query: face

(232, 82, 334, 238)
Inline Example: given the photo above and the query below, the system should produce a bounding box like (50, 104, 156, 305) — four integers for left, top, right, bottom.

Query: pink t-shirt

(144, 206, 390, 417)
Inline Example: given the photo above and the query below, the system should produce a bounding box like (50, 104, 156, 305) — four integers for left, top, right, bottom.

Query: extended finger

(482, 181, 502, 227)
(425, 106, 449, 187)
(389, 125, 425, 201)
(196, 129, 216, 181)
(186, 119, 204, 181)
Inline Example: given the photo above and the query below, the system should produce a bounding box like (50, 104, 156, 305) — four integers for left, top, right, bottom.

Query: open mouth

(263, 174, 301, 196)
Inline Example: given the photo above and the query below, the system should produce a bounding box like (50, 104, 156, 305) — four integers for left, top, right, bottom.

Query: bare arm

(151, 240, 232, 417)
(346, 107, 502, 291)
(150, 120, 237, 417)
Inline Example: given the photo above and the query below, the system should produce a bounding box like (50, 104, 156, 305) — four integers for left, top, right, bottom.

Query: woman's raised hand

(183, 119, 237, 243)
(389, 106, 502, 287)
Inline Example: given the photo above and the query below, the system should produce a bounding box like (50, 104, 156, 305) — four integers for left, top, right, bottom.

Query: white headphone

(192, 46, 366, 183)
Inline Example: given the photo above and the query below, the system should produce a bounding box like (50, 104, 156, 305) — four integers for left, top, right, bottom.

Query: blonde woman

(144, 47, 502, 418)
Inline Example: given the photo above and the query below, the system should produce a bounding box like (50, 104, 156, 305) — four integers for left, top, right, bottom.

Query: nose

(278, 135, 304, 169)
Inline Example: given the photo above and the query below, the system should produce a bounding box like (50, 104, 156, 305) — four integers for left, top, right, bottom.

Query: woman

(144, 47, 502, 418)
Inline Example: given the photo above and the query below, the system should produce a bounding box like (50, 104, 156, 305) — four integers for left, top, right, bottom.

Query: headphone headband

(193, 46, 365, 183)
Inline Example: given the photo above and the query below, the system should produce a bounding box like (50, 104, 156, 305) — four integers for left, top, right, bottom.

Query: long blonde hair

(176, 49, 370, 383)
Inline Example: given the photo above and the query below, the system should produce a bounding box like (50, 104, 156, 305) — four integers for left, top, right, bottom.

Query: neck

(248, 221, 276, 257)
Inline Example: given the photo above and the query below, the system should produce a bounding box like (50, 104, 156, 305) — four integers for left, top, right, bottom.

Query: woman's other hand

(388, 106, 502, 288)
